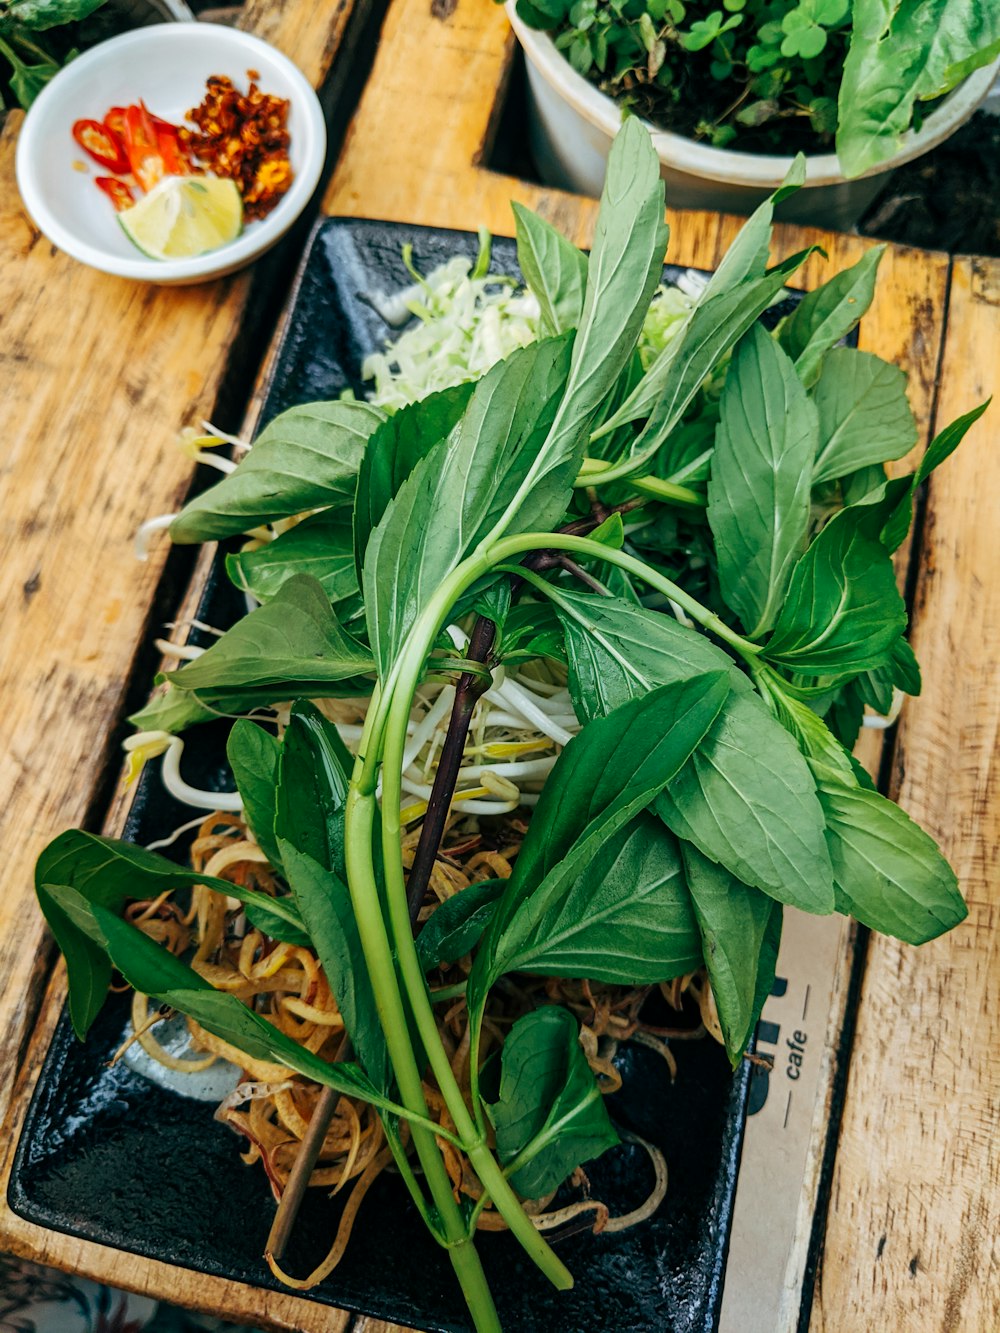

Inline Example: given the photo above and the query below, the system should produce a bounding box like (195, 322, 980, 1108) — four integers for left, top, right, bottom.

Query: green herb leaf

(681, 843, 782, 1066)
(167, 575, 373, 707)
(353, 382, 476, 581)
(274, 701, 352, 876)
(36, 830, 305, 1037)
(656, 693, 835, 913)
(5, 0, 107, 30)
(811, 762, 967, 944)
(811, 348, 917, 484)
(128, 687, 218, 737)
(762, 500, 906, 675)
(487, 1006, 619, 1199)
(170, 401, 384, 544)
(512, 203, 589, 337)
(595, 251, 814, 467)
(226, 720, 282, 869)
(707, 323, 817, 636)
(698, 155, 804, 302)
(778, 246, 884, 386)
(226, 511, 359, 607)
(363, 336, 574, 675)
(416, 878, 506, 970)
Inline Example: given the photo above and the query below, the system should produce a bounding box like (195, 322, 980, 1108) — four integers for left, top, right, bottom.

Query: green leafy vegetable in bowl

(36, 120, 987, 1332)
(509, 0, 1000, 175)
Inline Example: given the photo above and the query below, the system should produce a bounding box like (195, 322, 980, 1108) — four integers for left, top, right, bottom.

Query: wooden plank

(0, 0, 378, 1315)
(0, 0, 366, 1132)
(810, 256, 1000, 1333)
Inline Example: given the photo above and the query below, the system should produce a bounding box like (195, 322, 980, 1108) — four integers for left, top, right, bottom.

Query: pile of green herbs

(36, 121, 984, 1333)
(0, 0, 112, 108)
(510, 0, 1000, 175)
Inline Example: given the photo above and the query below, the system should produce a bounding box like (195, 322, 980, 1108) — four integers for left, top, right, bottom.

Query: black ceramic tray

(10, 218, 754, 1333)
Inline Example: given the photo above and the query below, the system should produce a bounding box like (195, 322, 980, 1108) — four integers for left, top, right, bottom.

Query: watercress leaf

(35, 830, 305, 1036)
(89, 902, 392, 1109)
(596, 251, 814, 464)
(278, 840, 390, 1089)
(512, 202, 589, 337)
(778, 247, 884, 386)
(655, 692, 835, 913)
(416, 878, 506, 970)
(170, 401, 385, 544)
(681, 843, 782, 1066)
(551, 585, 748, 720)
(481, 812, 703, 985)
(707, 323, 817, 637)
(810, 762, 967, 944)
(273, 703, 348, 869)
(509, 671, 731, 893)
(363, 336, 574, 675)
(353, 382, 476, 581)
(167, 575, 374, 703)
(488, 1006, 619, 1199)
(226, 511, 359, 607)
(226, 720, 282, 869)
(811, 347, 917, 485)
(762, 501, 906, 675)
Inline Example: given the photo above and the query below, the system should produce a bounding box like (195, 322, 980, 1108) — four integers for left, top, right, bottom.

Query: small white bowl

(16, 23, 326, 284)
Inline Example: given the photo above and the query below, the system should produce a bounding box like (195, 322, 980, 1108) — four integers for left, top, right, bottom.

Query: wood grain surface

(0, 0, 991, 1328)
(811, 257, 1000, 1333)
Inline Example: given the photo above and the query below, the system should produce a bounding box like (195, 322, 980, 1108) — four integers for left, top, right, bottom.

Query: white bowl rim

(15, 23, 326, 283)
(506, 2, 1000, 189)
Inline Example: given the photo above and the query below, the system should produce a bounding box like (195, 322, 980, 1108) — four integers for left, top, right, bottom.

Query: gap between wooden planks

(0, 1, 966, 1331)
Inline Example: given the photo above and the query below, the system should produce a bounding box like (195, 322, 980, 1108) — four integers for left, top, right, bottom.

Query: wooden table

(0, 1, 996, 1329)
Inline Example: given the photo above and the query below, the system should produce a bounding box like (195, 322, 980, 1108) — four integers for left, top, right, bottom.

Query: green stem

(576, 458, 706, 509)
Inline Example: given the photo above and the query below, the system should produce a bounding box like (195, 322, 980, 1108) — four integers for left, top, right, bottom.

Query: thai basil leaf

(167, 575, 374, 705)
(762, 501, 906, 675)
(698, 154, 805, 302)
(226, 511, 359, 607)
(278, 841, 390, 1090)
(477, 813, 703, 986)
(274, 701, 352, 877)
(755, 669, 860, 786)
(363, 336, 573, 675)
(170, 401, 385, 544)
(507, 673, 730, 894)
(226, 720, 282, 869)
(487, 1006, 619, 1200)
(880, 399, 990, 553)
(655, 693, 835, 914)
(416, 878, 506, 970)
(512, 203, 589, 336)
(88, 902, 394, 1111)
(837, 1, 1000, 177)
(596, 251, 814, 461)
(707, 323, 817, 637)
(36, 831, 305, 1037)
(778, 247, 884, 387)
(353, 382, 476, 580)
(811, 348, 917, 485)
(551, 585, 749, 720)
(128, 687, 218, 736)
(810, 762, 967, 944)
(682, 844, 782, 1066)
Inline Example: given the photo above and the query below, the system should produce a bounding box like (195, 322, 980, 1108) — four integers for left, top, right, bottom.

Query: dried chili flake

(179, 73, 293, 221)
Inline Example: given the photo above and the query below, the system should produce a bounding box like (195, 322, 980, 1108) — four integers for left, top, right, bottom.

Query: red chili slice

(104, 106, 128, 142)
(72, 118, 130, 173)
(122, 103, 165, 193)
(95, 176, 135, 212)
(155, 124, 189, 176)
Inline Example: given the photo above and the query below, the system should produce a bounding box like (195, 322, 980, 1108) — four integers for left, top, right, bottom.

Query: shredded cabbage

(363, 231, 695, 411)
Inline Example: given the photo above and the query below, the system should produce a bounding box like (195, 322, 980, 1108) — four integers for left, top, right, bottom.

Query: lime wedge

(119, 176, 243, 260)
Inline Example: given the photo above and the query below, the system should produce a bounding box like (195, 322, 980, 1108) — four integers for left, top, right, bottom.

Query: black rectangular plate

(10, 218, 753, 1333)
